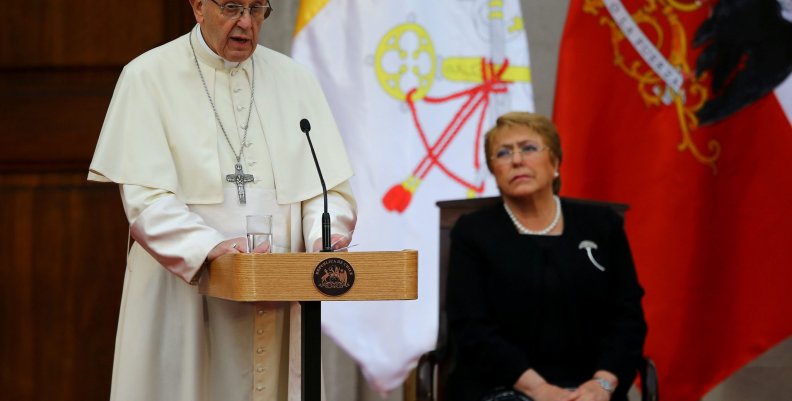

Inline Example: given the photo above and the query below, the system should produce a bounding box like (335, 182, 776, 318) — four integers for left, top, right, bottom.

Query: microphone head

(300, 118, 311, 134)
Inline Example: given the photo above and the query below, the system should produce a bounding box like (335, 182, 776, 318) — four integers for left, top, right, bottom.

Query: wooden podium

(200, 250, 418, 401)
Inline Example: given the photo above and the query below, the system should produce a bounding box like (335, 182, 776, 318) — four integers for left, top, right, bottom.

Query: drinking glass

(246, 215, 273, 253)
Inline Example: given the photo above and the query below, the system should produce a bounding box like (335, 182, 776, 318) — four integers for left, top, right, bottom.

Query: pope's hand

(250, 242, 271, 253)
(312, 234, 351, 252)
(207, 237, 245, 262)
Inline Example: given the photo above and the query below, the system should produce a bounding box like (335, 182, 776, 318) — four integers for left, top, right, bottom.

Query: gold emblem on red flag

(585, 0, 721, 173)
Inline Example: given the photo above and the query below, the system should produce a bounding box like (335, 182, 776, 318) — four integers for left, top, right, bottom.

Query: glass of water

(246, 215, 273, 253)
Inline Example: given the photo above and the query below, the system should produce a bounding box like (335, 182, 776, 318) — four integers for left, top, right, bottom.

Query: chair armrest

(416, 351, 438, 401)
(639, 357, 659, 401)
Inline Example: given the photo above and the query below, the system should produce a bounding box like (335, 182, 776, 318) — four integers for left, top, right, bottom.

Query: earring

(554, 171, 559, 178)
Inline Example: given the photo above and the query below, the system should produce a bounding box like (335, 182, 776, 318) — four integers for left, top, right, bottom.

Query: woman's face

(490, 125, 558, 201)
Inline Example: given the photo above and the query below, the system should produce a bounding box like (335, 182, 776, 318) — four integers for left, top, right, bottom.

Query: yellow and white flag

(293, 0, 533, 392)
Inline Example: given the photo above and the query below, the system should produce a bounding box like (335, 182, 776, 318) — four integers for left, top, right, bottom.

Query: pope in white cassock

(87, 1, 356, 400)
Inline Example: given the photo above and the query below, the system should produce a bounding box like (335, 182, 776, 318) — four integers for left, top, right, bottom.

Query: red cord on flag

(382, 182, 414, 213)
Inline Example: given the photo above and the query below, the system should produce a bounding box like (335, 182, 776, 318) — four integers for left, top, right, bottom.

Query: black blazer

(446, 199, 647, 401)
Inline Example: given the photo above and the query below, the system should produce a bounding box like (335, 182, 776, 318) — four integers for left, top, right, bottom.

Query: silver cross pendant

(226, 163, 254, 204)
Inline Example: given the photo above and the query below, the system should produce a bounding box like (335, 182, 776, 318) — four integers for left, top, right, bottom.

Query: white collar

(194, 24, 241, 70)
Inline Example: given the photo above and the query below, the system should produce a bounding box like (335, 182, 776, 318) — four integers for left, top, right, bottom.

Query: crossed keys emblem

(374, 19, 531, 213)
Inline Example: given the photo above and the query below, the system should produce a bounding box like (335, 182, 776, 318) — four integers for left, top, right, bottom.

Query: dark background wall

(0, 2, 194, 399)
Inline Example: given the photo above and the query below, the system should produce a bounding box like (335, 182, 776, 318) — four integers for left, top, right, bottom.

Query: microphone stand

(300, 119, 328, 401)
(304, 134, 331, 253)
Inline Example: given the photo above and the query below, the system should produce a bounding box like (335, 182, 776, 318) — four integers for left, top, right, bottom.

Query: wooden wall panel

(0, 2, 196, 171)
(0, 174, 128, 400)
(0, 1, 195, 67)
(0, 2, 195, 400)
(0, 68, 119, 169)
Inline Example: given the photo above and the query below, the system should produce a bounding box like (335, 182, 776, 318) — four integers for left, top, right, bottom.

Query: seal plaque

(313, 257, 355, 296)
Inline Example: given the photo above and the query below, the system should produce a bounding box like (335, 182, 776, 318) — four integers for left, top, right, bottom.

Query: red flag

(554, 1, 792, 400)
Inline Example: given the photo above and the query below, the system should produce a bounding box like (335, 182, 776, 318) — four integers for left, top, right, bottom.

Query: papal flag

(292, 0, 534, 392)
(554, 0, 792, 400)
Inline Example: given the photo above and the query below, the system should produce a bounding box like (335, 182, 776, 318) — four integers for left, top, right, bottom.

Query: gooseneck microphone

(300, 118, 332, 252)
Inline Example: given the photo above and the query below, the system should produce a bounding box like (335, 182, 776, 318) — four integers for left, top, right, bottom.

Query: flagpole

(474, 1, 510, 191)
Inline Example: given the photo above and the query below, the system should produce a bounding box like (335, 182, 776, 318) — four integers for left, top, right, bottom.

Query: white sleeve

(302, 180, 357, 250)
(121, 184, 226, 283)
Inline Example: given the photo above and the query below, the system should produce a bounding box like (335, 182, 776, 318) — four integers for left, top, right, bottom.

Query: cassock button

(257, 366, 265, 373)
(231, 69, 237, 76)
(257, 309, 265, 316)
(234, 88, 242, 93)
(257, 329, 264, 335)
(257, 347, 265, 354)
(237, 105, 245, 111)
(256, 384, 264, 391)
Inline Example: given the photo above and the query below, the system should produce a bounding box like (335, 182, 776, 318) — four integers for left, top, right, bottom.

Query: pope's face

(190, 0, 267, 62)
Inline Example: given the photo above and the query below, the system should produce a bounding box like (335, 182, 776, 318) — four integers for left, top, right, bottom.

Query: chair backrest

(431, 196, 629, 401)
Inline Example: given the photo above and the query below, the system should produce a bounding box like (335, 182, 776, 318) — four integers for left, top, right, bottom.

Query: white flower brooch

(578, 240, 606, 271)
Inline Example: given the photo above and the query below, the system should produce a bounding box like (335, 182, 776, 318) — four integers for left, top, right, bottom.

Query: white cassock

(88, 26, 356, 401)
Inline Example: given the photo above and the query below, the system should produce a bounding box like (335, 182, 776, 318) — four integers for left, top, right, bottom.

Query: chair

(412, 196, 659, 401)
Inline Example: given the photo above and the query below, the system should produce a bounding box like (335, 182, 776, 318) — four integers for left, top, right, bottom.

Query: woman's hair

(484, 111, 563, 194)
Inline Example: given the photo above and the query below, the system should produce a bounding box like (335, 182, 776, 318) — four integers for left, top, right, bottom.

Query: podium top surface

(199, 250, 418, 302)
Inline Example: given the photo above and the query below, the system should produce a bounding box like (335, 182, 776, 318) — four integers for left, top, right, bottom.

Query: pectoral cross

(226, 163, 254, 204)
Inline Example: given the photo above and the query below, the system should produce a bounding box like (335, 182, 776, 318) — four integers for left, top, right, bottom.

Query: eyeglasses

(491, 144, 548, 164)
(210, 0, 273, 20)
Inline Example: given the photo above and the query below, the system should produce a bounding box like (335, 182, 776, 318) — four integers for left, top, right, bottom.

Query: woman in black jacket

(446, 112, 647, 401)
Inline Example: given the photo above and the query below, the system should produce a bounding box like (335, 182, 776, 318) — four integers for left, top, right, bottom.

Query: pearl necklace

(504, 195, 562, 235)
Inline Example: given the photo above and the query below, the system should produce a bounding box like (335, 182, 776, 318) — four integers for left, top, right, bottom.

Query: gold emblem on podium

(313, 258, 355, 296)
